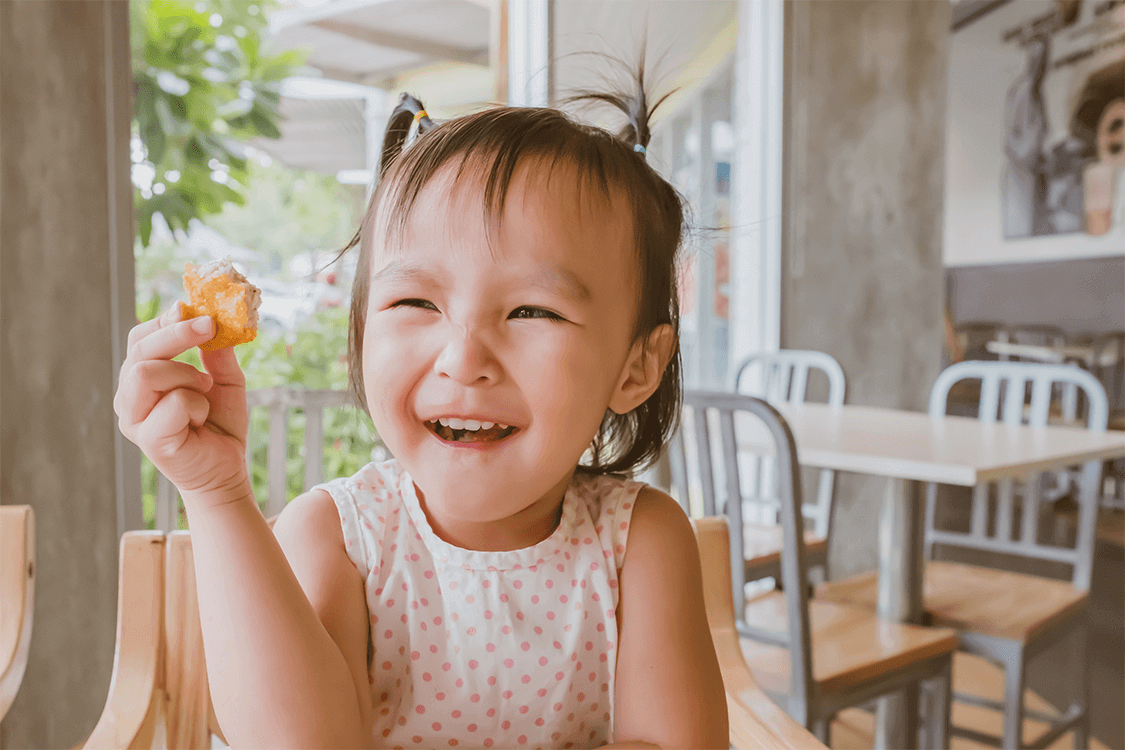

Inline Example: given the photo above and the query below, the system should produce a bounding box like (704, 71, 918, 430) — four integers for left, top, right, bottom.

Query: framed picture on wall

(943, 0, 1125, 267)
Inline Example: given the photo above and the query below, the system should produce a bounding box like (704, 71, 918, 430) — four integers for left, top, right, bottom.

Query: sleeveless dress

(313, 460, 642, 750)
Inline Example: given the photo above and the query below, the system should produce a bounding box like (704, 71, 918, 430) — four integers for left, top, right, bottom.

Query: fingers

(115, 359, 214, 430)
(130, 315, 215, 363)
(128, 302, 182, 349)
(136, 388, 211, 459)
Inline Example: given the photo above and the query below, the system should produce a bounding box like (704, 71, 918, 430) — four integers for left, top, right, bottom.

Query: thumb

(200, 346, 246, 388)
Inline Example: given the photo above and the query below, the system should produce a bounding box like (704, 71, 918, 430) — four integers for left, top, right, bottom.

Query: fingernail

(165, 303, 182, 323)
(192, 317, 213, 335)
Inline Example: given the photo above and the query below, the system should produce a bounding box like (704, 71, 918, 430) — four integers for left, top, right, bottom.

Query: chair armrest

(1, 505, 35, 720)
(692, 517, 827, 750)
(82, 532, 166, 750)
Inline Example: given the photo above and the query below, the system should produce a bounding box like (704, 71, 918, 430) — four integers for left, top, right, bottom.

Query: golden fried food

(181, 259, 262, 351)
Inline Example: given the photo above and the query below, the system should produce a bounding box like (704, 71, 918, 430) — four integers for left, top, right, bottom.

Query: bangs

(368, 107, 644, 253)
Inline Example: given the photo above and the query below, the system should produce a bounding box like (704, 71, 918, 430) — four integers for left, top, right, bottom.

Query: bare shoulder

(620, 485, 697, 571)
(272, 488, 345, 547)
(614, 485, 728, 748)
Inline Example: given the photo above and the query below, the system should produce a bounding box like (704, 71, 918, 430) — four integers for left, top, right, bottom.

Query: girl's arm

(113, 307, 372, 748)
(185, 488, 374, 749)
(609, 487, 729, 749)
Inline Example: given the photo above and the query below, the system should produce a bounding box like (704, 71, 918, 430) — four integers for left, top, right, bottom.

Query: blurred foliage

(138, 304, 381, 530)
(203, 157, 362, 279)
(131, 0, 307, 246)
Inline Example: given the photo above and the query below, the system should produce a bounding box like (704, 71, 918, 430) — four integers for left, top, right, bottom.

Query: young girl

(113, 73, 728, 749)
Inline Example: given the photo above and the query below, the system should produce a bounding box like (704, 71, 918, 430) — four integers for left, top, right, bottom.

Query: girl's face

(362, 160, 661, 549)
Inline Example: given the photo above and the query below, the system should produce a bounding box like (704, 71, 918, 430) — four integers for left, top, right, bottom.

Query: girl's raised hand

(114, 303, 252, 505)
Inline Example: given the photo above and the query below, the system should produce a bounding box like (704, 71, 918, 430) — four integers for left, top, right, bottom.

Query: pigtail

(379, 93, 437, 179)
(561, 48, 676, 155)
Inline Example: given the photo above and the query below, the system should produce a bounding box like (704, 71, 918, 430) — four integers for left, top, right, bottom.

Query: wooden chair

(673, 391, 958, 747)
(1, 505, 35, 721)
(676, 351, 844, 585)
(818, 360, 1110, 749)
(82, 513, 831, 750)
(693, 516, 829, 750)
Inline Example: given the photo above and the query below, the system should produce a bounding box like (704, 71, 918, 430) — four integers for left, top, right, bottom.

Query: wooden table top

(733, 403, 1125, 486)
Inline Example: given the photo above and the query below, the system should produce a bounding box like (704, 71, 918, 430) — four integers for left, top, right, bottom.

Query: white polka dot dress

(313, 460, 641, 750)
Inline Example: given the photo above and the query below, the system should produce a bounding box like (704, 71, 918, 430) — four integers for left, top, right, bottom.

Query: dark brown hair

(338, 78, 686, 476)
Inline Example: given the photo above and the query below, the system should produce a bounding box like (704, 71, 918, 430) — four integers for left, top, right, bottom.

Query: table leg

(874, 477, 926, 750)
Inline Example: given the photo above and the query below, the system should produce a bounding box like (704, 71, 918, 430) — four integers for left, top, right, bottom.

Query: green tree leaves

(131, 0, 307, 245)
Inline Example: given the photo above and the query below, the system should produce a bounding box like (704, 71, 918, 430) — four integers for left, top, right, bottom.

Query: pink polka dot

(482, 579, 491, 588)
(555, 671, 565, 681)
(484, 610, 493, 619)
(487, 708, 496, 718)
(483, 740, 493, 748)
(583, 537, 593, 545)
(432, 722, 442, 731)
(420, 621, 428, 631)
(467, 724, 477, 732)
(531, 595, 540, 604)
(535, 718, 545, 727)
(470, 693, 480, 703)
(430, 644, 439, 653)
(503, 690, 513, 699)
(467, 627, 477, 636)
(585, 641, 593, 651)
(512, 580, 522, 589)
(557, 563, 565, 572)
(546, 611, 555, 620)
(521, 674, 531, 684)
(442, 662, 452, 671)
(502, 625, 512, 634)
(590, 562, 599, 571)
(599, 653, 608, 662)
(452, 710, 462, 718)
(413, 735, 422, 743)
(577, 692, 585, 702)
(539, 656, 548, 666)
(560, 594, 569, 604)
(401, 614, 408, 624)
(486, 642, 496, 652)
(382, 661, 392, 670)
(411, 600, 419, 610)
(456, 678, 463, 687)
(411, 651, 421, 660)
(487, 675, 496, 686)
(521, 641, 531, 651)
(553, 702, 563, 711)
(504, 658, 515, 668)
(449, 741, 458, 747)
(424, 570, 434, 579)
(545, 580, 554, 589)
(501, 721, 511, 730)
(416, 705, 426, 714)
(500, 593, 509, 602)
(619, 522, 628, 530)
(553, 641, 562, 649)
(465, 594, 475, 604)
(516, 612, 524, 620)
(384, 630, 393, 639)
(589, 671, 596, 681)
(538, 688, 548, 697)
(423, 672, 432, 681)
(421, 598, 429, 606)
(469, 660, 478, 669)
(434, 616, 443, 625)
(534, 626, 543, 635)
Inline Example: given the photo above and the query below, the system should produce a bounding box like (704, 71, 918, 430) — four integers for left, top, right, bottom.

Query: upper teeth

(436, 418, 505, 431)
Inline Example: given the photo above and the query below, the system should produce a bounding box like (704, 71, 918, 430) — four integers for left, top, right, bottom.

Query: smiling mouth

(425, 420, 519, 443)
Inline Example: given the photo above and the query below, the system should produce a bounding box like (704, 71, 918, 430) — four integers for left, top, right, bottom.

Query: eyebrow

(372, 261, 593, 304)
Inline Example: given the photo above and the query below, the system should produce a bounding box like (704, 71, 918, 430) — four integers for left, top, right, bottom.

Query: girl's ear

(608, 324, 676, 415)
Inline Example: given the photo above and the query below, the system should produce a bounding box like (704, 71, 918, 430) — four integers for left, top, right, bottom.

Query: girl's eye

(510, 306, 565, 322)
(392, 298, 438, 311)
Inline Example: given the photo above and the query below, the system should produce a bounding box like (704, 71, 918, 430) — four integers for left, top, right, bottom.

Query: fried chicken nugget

(181, 259, 262, 351)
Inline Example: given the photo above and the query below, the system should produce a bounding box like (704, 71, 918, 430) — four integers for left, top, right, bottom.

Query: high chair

(82, 512, 835, 749)
(1, 504, 35, 721)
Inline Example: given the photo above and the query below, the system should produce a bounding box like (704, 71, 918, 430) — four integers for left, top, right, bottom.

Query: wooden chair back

(84, 516, 276, 749)
(927, 360, 1109, 590)
(667, 391, 815, 721)
(1, 505, 35, 721)
(730, 351, 844, 537)
(692, 516, 827, 749)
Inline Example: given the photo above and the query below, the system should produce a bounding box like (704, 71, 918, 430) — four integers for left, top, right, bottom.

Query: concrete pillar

(1, 1, 137, 746)
(782, 0, 951, 578)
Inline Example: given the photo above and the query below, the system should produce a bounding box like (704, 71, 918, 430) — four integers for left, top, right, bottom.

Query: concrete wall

(782, 0, 951, 578)
(0, 2, 137, 746)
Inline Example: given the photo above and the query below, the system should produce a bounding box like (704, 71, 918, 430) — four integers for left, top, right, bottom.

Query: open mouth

(425, 419, 518, 444)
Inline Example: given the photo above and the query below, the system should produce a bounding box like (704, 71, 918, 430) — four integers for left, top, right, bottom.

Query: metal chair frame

(730, 350, 845, 545)
(926, 360, 1108, 749)
(671, 391, 953, 747)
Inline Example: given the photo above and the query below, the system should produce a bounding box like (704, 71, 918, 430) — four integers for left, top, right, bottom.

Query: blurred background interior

(1, 0, 1123, 748)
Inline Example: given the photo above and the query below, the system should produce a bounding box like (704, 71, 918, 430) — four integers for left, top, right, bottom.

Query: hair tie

(633, 143, 646, 154)
(414, 109, 428, 123)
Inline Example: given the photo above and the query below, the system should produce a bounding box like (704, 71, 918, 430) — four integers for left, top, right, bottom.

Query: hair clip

(414, 109, 429, 123)
(633, 143, 647, 155)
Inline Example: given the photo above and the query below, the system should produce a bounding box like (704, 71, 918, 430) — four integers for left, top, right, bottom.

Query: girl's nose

(433, 327, 500, 385)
